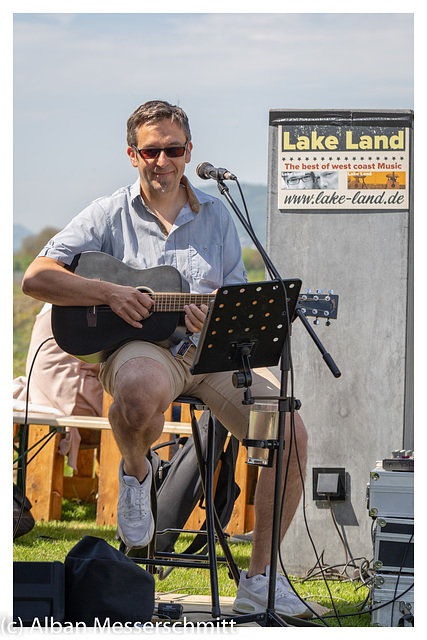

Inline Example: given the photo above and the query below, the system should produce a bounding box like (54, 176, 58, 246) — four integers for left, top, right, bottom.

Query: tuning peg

(305, 288, 311, 294)
(316, 289, 323, 294)
(313, 318, 320, 325)
(325, 320, 331, 326)
(328, 289, 334, 295)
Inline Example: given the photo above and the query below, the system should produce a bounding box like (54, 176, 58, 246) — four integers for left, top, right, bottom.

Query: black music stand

(191, 279, 301, 376)
(190, 278, 320, 627)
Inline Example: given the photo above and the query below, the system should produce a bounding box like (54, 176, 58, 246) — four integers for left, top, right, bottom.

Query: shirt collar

(180, 175, 200, 213)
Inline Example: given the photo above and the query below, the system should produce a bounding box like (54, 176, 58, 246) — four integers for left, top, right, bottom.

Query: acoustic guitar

(51, 251, 338, 362)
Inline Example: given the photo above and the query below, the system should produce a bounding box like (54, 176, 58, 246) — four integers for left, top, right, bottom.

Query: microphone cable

(234, 177, 277, 281)
(277, 350, 337, 626)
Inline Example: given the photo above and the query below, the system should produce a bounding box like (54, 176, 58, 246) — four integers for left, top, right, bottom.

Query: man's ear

(185, 141, 193, 164)
(127, 146, 139, 168)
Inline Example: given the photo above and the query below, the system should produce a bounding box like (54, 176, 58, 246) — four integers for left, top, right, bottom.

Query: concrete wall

(266, 117, 413, 576)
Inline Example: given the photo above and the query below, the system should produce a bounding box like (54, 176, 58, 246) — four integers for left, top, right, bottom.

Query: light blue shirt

(39, 177, 247, 352)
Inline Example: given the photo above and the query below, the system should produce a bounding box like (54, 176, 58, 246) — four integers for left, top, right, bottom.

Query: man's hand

(108, 286, 154, 328)
(184, 288, 217, 333)
(184, 303, 208, 333)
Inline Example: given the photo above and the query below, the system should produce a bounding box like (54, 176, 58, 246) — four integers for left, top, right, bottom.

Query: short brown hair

(127, 100, 191, 147)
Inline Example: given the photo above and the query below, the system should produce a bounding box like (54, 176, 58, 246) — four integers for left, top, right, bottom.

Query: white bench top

(13, 412, 193, 435)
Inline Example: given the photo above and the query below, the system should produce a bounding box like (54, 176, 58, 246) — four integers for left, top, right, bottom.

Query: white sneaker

(233, 565, 312, 618)
(116, 458, 155, 549)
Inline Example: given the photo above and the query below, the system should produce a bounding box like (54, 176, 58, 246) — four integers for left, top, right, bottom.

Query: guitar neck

(151, 292, 216, 312)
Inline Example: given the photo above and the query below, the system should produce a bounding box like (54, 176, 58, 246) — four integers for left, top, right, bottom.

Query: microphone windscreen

(196, 162, 212, 180)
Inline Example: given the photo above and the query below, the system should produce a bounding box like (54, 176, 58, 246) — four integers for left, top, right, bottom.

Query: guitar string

(151, 292, 216, 312)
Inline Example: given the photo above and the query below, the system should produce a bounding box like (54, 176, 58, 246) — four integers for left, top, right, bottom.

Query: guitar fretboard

(151, 292, 216, 312)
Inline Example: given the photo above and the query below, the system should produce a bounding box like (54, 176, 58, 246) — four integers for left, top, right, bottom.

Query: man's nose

(156, 150, 170, 165)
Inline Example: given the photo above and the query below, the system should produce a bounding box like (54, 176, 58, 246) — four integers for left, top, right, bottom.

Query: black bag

(13, 484, 35, 539)
(64, 536, 155, 626)
(151, 410, 240, 554)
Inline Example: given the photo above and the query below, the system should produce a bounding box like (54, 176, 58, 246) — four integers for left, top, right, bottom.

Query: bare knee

(109, 358, 171, 435)
(109, 389, 153, 433)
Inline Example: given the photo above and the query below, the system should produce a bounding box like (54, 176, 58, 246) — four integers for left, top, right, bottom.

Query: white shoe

(233, 565, 312, 618)
(116, 458, 155, 549)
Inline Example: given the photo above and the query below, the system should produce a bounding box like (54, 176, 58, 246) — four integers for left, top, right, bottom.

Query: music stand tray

(191, 278, 301, 375)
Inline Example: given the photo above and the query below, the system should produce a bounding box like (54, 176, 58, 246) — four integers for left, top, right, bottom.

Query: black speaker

(13, 562, 65, 626)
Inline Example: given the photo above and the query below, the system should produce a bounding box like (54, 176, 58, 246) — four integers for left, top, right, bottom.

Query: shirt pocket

(188, 243, 222, 289)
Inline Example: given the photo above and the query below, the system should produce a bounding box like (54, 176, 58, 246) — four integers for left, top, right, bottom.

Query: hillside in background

(13, 223, 34, 253)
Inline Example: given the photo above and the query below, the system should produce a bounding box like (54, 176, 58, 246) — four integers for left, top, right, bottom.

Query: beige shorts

(99, 341, 280, 442)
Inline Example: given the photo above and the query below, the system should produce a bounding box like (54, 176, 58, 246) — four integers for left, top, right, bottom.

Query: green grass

(295, 577, 372, 627)
(13, 501, 372, 627)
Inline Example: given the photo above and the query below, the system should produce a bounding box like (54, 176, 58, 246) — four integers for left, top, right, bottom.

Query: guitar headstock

(298, 289, 339, 325)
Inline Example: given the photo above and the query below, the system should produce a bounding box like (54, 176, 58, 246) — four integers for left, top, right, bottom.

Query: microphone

(196, 162, 236, 181)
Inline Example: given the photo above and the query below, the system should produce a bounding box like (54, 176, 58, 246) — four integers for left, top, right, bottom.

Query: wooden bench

(13, 397, 257, 535)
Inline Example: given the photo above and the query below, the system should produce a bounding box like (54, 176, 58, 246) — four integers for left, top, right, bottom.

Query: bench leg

(96, 429, 121, 525)
(25, 426, 64, 521)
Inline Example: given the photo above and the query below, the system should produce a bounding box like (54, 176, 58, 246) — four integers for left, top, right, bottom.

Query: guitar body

(51, 252, 190, 362)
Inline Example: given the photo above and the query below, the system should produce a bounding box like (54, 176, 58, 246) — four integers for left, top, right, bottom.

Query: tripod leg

(205, 411, 221, 617)
(213, 516, 240, 586)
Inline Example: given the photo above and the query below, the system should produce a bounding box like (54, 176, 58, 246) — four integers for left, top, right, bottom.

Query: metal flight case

(367, 456, 414, 627)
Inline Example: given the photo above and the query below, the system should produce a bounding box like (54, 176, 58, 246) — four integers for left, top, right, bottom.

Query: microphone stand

(214, 177, 341, 626)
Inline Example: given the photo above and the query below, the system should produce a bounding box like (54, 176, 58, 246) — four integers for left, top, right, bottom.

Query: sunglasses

(133, 144, 188, 160)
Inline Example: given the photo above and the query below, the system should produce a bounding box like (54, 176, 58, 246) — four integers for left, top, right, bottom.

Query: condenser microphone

(196, 162, 236, 181)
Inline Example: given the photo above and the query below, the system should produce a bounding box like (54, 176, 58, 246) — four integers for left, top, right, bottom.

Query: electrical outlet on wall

(312, 467, 346, 501)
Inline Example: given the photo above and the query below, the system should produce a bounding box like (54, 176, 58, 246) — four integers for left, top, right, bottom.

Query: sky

(10, 7, 415, 235)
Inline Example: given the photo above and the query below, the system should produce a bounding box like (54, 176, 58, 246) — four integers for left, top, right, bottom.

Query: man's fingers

(109, 286, 154, 327)
(184, 303, 208, 333)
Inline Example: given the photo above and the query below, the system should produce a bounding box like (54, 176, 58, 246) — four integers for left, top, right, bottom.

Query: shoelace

(122, 485, 149, 522)
(275, 574, 294, 597)
(249, 572, 291, 595)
